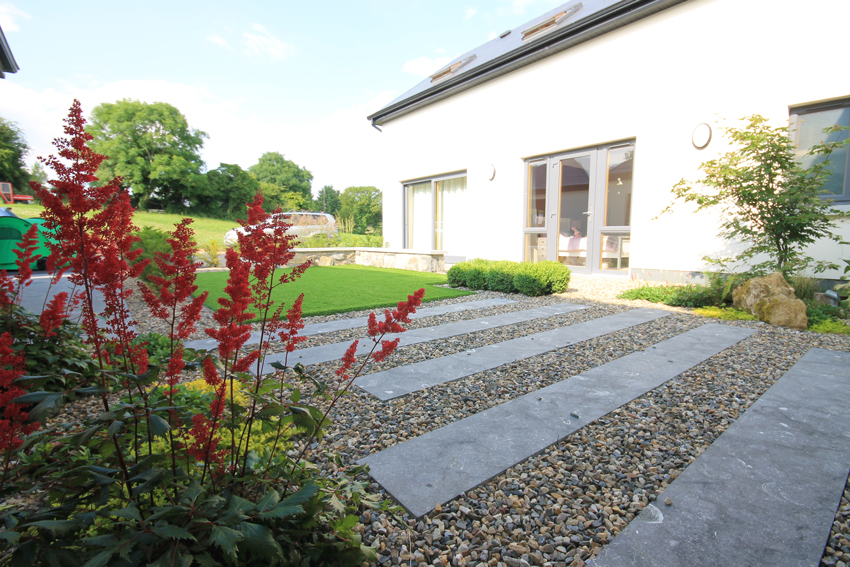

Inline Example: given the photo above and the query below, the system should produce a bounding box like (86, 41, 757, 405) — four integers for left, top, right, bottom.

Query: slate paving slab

(257, 303, 588, 375)
(355, 308, 671, 400)
(184, 297, 516, 351)
(587, 348, 850, 567)
(362, 323, 755, 517)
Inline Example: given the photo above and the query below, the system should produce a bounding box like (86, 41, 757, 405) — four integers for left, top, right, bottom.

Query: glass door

(524, 141, 634, 275)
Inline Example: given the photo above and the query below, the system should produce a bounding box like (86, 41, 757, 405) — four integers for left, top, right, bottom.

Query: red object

(0, 182, 34, 204)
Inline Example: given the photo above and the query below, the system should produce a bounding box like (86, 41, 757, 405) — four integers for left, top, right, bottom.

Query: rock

(664, 497, 672, 506)
(733, 272, 807, 329)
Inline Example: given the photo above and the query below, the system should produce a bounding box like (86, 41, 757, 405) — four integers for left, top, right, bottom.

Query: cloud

(206, 34, 232, 51)
(242, 23, 295, 61)
(488, 31, 499, 40)
(0, 3, 30, 32)
(402, 56, 454, 78)
(464, 7, 478, 19)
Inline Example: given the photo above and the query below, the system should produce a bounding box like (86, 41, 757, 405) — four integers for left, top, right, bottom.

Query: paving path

(257, 303, 588, 374)
(183, 298, 516, 351)
(587, 347, 850, 567)
(355, 308, 670, 400)
(362, 323, 756, 517)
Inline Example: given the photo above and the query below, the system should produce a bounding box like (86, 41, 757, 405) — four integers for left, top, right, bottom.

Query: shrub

(805, 299, 848, 327)
(132, 225, 171, 281)
(485, 261, 520, 293)
(693, 306, 757, 321)
(446, 261, 471, 287)
(464, 259, 492, 290)
(618, 284, 717, 307)
(513, 263, 547, 297)
(788, 274, 820, 301)
(533, 260, 571, 293)
(809, 319, 850, 335)
(198, 239, 221, 267)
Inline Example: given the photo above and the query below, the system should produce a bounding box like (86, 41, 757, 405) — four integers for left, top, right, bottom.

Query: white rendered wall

(372, 0, 850, 279)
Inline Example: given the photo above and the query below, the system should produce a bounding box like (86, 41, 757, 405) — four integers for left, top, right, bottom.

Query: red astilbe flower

(39, 291, 69, 338)
(30, 100, 145, 375)
(12, 225, 40, 297)
(205, 248, 255, 362)
(0, 333, 38, 469)
(335, 340, 360, 381)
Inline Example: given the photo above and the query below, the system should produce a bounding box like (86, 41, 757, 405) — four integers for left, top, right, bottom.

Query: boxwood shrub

(447, 258, 571, 297)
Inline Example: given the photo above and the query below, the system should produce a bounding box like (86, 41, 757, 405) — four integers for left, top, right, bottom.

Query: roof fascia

(369, 0, 689, 126)
(0, 26, 20, 78)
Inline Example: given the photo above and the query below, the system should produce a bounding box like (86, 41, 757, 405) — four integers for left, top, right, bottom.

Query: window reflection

(604, 146, 633, 227)
(527, 163, 547, 228)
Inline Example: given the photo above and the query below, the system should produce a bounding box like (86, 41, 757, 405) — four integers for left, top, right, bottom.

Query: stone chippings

(124, 275, 850, 567)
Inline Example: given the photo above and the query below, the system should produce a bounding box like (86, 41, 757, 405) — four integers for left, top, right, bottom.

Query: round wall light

(692, 123, 712, 149)
(488, 164, 496, 180)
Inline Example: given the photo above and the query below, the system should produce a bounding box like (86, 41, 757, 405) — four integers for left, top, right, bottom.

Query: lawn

(195, 265, 475, 318)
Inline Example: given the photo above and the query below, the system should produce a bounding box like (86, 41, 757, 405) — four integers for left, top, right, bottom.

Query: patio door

(523, 141, 634, 275)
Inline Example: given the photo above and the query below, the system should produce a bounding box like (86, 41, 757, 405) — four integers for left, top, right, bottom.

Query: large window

(791, 98, 850, 202)
(404, 173, 468, 251)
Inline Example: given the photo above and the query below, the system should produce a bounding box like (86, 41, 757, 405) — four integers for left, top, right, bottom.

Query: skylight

(430, 54, 477, 84)
(521, 3, 583, 41)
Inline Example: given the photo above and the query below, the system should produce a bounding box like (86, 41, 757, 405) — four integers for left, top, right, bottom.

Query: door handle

(583, 211, 591, 216)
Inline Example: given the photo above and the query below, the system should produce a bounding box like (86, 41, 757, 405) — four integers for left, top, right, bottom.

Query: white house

(367, 0, 849, 281)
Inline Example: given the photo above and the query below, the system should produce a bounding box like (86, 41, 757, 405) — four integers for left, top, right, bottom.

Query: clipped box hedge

(447, 259, 570, 297)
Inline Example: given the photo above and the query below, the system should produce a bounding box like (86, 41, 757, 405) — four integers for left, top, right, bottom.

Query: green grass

(693, 306, 757, 321)
(195, 265, 475, 318)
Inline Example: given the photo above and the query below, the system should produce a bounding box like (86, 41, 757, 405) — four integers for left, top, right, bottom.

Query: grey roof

(368, 0, 688, 126)
(0, 25, 19, 78)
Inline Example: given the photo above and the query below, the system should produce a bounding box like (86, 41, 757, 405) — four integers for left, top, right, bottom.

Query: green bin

(0, 208, 51, 271)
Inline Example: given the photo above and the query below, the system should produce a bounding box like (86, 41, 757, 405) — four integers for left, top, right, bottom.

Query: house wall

(373, 0, 850, 279)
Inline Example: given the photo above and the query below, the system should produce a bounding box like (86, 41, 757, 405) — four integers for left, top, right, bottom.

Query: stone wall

(290, 248, 445, 273)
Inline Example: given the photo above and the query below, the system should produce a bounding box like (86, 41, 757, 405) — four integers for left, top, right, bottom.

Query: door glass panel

(524, 233, 547, 264)
(527, 163, 547, 228)
(435, 176, 467, 250)
(795, 107, 850, 196)
(557, 156, 591, 267)
(599, 233, 629, 271)
(407, 182, 431, 249)
(604, 146, 634, 227)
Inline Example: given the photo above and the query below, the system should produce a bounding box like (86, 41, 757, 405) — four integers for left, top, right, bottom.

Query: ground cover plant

(0, 101, 423, 566)
(447, 259, 571, 296)
(196, 265, 473, 319)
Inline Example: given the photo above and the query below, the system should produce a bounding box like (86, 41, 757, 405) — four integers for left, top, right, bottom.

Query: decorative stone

(732, 272, 807, 329)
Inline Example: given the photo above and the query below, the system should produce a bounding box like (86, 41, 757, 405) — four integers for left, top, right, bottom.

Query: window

(430, 55, 477, 84)
(521, 3, 582, 41)
(404, 173, 468, 251)
(791, 98, 850, 201)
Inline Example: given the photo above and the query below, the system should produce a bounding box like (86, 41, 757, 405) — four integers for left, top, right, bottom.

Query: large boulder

(733, 272, 808, 330)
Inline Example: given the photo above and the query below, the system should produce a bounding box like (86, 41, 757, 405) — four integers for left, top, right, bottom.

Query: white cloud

(242, 23, 295, 62)
(402, 56, 454, 78)
(488, 30, 499, 40)
(206, 34, 232, 51)
(0, 3, 30, 32)
(464, 7, 478, 19)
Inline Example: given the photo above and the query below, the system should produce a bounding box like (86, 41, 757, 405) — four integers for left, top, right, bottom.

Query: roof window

(430, 54, 477, 84)
(521, 3, 582, 41)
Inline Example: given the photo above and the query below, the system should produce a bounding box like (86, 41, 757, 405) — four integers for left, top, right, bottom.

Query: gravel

(123, 274, 850, 567)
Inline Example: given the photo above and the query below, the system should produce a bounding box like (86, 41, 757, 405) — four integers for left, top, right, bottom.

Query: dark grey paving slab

(587, 348, 850, 567)
(362, 323, 755, 517)
(258, 303, 588, 375)
(184, 298, 515, 351)
(355, 308, 671, 400)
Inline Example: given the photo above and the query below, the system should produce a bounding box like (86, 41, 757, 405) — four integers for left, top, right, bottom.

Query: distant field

(195, 265, 474, 319)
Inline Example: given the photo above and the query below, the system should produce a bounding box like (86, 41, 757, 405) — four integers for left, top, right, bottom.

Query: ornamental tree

(665, 115, 848, 276)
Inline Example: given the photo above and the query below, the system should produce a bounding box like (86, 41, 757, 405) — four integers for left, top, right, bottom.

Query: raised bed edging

(291, 248, 445, 273)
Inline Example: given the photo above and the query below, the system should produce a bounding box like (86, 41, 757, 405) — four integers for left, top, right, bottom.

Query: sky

(0, 0, 561, 197)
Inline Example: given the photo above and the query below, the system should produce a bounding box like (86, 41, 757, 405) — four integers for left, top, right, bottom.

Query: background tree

(314, 185, 341, 216)
(248, 151, 313, 204)
(189, 163, 260, 220)
(0, 117, 30, 196)
(339, 186, 382, 235)
(86, 99, 207, 210)
(664, 115, 849, 275)
(256, 180, 310, 213)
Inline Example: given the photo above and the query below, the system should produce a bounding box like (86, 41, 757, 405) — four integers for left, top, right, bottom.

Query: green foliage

(834, 258, 850, 298)
(464, 259, 490, 291)
(191, 163, 262, 220)
(0, 117, 31, 198)
(297, 232, 383, 248)
(513, 264, 547, 297)
(313, 185, 341, 216)
(339, 186, 382, 235)
(809, 319, 850, 335)
(198, 239, 222, 267)
(532, 261, 571, 294)
(804, 299, 848, 327)
(248, 152, 313, 203)
(664, 115, 848, 276)
(485, 261, 520, 293)
(132, 226, 171, 281)
(447, 259, 571, 297)
(133, 332, 174, 366)
(86, 99, 207, 211)
(693, 306, 758, 321)
(618, 284, 717, 308)
(787, 274, 820, 301)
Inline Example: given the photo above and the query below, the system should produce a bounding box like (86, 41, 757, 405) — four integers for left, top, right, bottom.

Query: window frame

(790, 96, 850, 203)
(402, 171, 467, 250)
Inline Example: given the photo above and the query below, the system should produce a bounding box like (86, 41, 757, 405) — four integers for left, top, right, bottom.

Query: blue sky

(0, 0, 560, 195)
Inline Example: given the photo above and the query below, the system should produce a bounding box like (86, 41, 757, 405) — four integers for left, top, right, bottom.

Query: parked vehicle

(0, 182, 34, 205)
(0, 208, 51, 270)
(223, 211, 337, 247)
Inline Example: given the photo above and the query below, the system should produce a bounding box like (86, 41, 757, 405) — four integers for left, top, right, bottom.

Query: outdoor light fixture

(488, 164, 496, 180)
(692, 123, 712, 149)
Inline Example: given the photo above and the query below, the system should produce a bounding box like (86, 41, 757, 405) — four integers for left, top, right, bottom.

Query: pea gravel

(125, 274, 850, 567)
